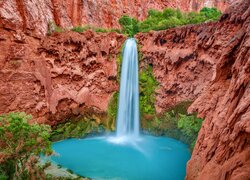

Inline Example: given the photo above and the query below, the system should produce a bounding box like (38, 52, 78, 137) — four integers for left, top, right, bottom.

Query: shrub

(47, 21, 63, 35)
(0, 112, 52, 179)
(148, 9, 162, 18)
(71, 26, 88, 33)
(200, 7, 222, 20)
(177, 113, 203, 150)
(71, 25, 120, 34)
(163, 8, 177, 18)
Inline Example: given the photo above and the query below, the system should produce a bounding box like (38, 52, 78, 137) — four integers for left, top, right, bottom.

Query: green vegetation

(48, 21, 64, 35)
(0, 112, 52, 179)
(47, 21, 121, 35)
(107, 92, 119, 131)
(71, 25, 121, 33)
(118, 15, 139, 37)
(115, 44, 124, 81)
(50, 116, 109, 141)
(139, 65, 158, 115)
(200, 7, 222, 20)
(119, 7, 222, 36)
(48, 7, 221, 37)
(178, 113, 203, 149)
(142, 102, 203, 150)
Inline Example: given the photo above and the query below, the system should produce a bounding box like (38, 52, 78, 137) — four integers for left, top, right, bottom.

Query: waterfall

(116, 38, 140, 138)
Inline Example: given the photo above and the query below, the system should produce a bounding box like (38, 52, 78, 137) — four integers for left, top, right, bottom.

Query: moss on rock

(50, 115, 110, 141)
(141, 101, 203, 151)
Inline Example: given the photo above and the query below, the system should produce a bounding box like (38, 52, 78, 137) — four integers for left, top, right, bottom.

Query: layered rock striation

(137, 0, 250, 179)
(0, 29, 125, 125)
(0, 0, 231, 36)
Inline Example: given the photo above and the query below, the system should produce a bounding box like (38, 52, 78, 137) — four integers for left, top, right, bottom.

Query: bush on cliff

(71, 25, 121, 33)
(0, 112, 52, 179)
(47, 21, 64, 35)
(200, 7, 222, 20)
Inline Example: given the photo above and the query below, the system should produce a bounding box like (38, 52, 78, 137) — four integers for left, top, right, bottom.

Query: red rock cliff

(0, 29, 125, 125)
(137, 0, 250, 179)
(0, 0, 231, 36)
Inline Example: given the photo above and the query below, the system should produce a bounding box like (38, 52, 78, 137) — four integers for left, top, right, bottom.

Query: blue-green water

(49, 135, 190, 180)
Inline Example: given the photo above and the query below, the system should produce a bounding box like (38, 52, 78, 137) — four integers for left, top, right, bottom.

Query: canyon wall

(0, 0, 231, 36)
(137, 23, 216, 113)
(0, 29, 125, 125)
(137, 0, 250, 179)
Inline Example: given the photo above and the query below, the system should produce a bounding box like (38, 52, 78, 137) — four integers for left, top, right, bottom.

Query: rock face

(137, 24, 216, 113)
(0, 29, 125, 125)
(138, 0, 250, 179)
(0, 0, 231, 36)
(187, 1, 250, 179)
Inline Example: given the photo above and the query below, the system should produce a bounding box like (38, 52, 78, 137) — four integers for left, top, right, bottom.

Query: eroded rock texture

(187, 1, 250, 179)
(0, 0, 231, 36)
(0, 30, 125, 125)
(137, 23, 216, 113)
(138, 0, 250, 179)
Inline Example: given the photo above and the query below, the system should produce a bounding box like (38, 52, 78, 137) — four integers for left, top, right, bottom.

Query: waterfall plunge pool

(45, 134, 190, 180)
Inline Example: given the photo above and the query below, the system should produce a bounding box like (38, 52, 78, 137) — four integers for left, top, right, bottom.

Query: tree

(0, 112, 52, 179)
(200, 7, 222, 20)
(118, 15, 139, 37)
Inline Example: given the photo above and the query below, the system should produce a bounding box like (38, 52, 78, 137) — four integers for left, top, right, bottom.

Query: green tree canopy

(118, 15, 139, 37)
(0, 112, 52, 179)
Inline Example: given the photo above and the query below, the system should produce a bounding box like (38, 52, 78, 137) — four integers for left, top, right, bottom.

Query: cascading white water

(116, 38, 140, 138)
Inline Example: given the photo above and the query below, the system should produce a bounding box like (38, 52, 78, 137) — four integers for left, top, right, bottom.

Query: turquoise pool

(48, 134, 190, 180)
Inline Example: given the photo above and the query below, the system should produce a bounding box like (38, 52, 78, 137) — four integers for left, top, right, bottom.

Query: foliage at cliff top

(119, 7, 222, 36)
(0, 112, 52, 179)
